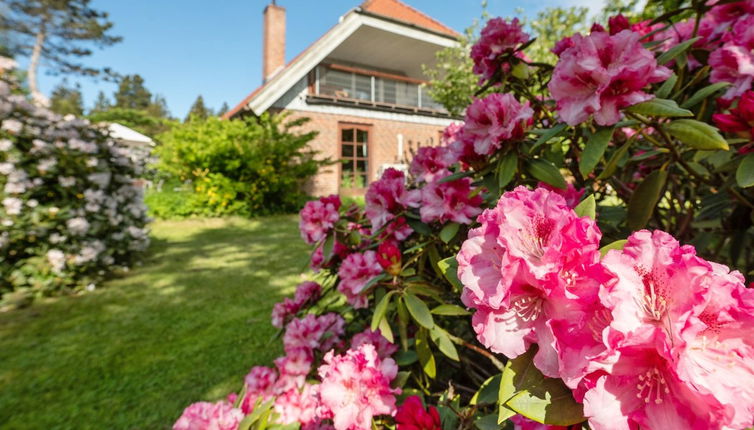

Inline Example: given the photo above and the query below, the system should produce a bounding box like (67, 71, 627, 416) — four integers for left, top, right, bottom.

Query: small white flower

(27, 199, 38, 208)
(59, 176, 76, 187)
(2, 197, 22, 215)
(85, 283, 96, 292)
(46, 249, 66, 273)
(66, 217, 90, 236)
(0, 162, 13, 175)
(1, 119, 22, 134)
(0, 139, 12, 151)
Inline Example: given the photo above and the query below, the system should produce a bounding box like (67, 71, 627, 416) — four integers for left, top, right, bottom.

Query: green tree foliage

(49, 79, 83, 116)
(153, 114, 326, 217)
(184, 95, 212, 122)
(146, 94, 169, 119)
(216, 102, 230, 117)
(88, 108, 175, 137)
(114, 74, 152, 111)
(0, 0, 121, 101)
(526, 7, 588, 63)
(90, 90, 111, 113)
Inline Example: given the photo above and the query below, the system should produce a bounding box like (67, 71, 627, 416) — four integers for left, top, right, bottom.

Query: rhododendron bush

(176, 2, 754, 429)
(0, 58, 150, 303)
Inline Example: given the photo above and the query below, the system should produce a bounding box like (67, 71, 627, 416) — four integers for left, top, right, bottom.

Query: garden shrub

(175, 2, 754, 430)
(153, 114, 324, 217)
(0, 58, 150, 303)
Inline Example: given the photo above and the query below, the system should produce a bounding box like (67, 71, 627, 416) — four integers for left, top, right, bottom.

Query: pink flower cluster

(173, 400, 244, 430)
(365, 168, 416, 240)
(409, 145, 453, 183)
(410, 177, 483, 225)
(395, 396, 441, 430)
(713, 89, 754, 153)
(549, 29, 671, 126)
(271, 281, 322, 328)
(300, 195, 341, 245)
(470, 18, 530, 82)
(451, 93, 533, 165)
(318, 343, 399, 430)
(283, 313, 345, 354)
(337, 250, 383, 308)
(458, 186, 754, 430)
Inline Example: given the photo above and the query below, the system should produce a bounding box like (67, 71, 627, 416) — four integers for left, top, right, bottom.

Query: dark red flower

(376, 240, 402, 276)
(395, 396, 441, 430)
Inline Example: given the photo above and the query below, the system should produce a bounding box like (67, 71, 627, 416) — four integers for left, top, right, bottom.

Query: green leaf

(416, 329, 436, 378)
(498, 347, 585, 426)
(371, 291, 396, 331)
(597, 140, 631, 180)
(655, 73, 677, 98)
(474, 414, 501, 430)
(666, 119, 730, 151)
(625, 98, 693, 117)
(599, 239, 627, 257)
(322, 234, 334, 261)
(437, 256, 463, 291)
(431, 304, 470, 316)
(394, 349, 418, 366)
(377, 312, 394, 343)
(393, 371, 411, 388)
(627, 170, 668, 230)
(397, 298, 409, 350)
(471, 374, 502, 406)
(656, 36, 700, 64)
(527, 159, 566, 189)
(439, 222, 460, 244)
(573, 195, 596, 219)
(404, 292, 434, 329)
(407, 218, 432, 236)
(580, 127, 614, 177)
(737, 153, 754, 188)
(438, 170, 474, 184)
(497, 151, 518, 189)
(429, 325, 459, 361)
(531, 123, 568, 150)
(681, 82, 730, 108)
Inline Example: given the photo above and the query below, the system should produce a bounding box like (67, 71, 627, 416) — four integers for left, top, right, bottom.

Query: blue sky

(28, 0, 600, 119)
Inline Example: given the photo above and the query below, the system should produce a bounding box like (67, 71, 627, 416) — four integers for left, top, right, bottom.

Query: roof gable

(360, 0, 459, 37)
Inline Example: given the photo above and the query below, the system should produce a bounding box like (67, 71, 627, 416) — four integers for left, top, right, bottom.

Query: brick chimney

(263, 1, 286, 82)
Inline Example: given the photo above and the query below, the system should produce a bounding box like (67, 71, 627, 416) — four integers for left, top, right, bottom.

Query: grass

(0, 216, 310, 430)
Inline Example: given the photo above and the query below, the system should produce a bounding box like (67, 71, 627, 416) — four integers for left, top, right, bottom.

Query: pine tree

(49, 80, 84, 116)
(1, 0, 121, 103)
(184, 95, 211, 122)
(146, 94, 170, 119)
(90, 90, 111, 113)
(216, 102, 230, 117)
(114, 74, 152, 110)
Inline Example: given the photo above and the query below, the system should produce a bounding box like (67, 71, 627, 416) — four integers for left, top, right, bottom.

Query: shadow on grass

(0, 215, 310, 430)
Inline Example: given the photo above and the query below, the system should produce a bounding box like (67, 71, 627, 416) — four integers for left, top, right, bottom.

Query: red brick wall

(285, 109, 447, 196)
(263, 4, 286, 82)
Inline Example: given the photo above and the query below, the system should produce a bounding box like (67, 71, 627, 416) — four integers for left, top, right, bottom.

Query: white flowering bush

(0, 58, 150, 301)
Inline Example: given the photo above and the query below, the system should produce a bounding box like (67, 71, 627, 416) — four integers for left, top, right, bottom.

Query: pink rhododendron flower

(283, 313, 345, 353)
(274, 347, 314, 391)
(458, 186, 604, 377)
(294, 281, 322, 306)
(318, 344, 399, 430)
(395, 395, 441, 430)
(509, 415, 572, 430)
(411, 177, 483, 225)
(365, 168, 418, 235)
(713, 90, 754, 153)
(242, 365, 278, 413)
(376, 240, 402, 276)
(457, 93, 533, 158)
(300, 195, 341, 245)
(470, 18, 530, 82)
(709, 43, 754, 102)
(274, 383, 322, 425)
(607, 14, 631, 35)
(310, 239, 348, 272)
(173, 401, 244, 430)
(351, 328, 398, 359)
(549, 30, 671, 126)
(537, 182, 585, 209)
(440, 122, 463, 147)
(409, 145, 452, 183)
(337, 250, 383, 308)
(272, 298, 301, 329)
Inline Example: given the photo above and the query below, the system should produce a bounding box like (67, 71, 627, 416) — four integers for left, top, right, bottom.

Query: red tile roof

(360, 0, 459, 37)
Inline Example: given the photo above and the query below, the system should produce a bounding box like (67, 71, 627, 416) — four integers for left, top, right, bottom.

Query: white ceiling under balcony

(325, 24, 448, 80)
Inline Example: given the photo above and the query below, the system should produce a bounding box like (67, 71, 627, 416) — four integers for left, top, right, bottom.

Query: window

(340, 124, 370, 190)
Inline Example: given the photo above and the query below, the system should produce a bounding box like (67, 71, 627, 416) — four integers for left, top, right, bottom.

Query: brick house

(224, 0, 459, 196)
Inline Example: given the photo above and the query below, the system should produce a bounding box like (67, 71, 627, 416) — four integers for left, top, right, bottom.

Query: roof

(360, 0, 459, 38)
(107, 123, 155, 146)
(224, 0, 458, 119)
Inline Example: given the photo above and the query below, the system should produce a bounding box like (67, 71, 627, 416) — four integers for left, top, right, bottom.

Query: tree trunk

(28, 20, 47, 105)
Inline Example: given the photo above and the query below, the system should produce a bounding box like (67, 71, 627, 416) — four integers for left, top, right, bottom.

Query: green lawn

(0, 216, 310, 430)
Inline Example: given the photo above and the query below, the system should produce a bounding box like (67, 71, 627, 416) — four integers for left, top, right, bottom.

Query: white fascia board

(357, 14, 459, 49)
(250, 13, 362, 114)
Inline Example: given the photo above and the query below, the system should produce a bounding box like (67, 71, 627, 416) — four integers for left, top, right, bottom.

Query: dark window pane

(357, 129, 368, 143)
(356, 143, 367, 157)
(342, 159, 354, 172)
(356, 159, 367, 173)
(342, 144, 354, 157)
(342, 128, 354, 142)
